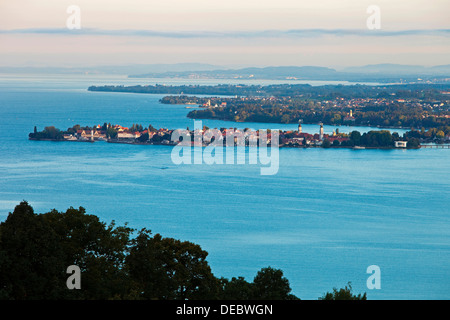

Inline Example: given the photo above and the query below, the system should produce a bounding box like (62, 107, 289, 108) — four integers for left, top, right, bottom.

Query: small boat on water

(352, 146, 365, 150)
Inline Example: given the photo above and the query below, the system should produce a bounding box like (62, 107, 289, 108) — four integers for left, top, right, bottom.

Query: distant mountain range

(128, 64, 450, 82)
(1, 63, 449, 83)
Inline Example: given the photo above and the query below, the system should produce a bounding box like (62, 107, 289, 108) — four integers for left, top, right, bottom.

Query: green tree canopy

(1, 202, 367, 301)
(252, 267, 298, 300)
(322, 139, 332, 148)
(126, 229, 219, 300)
(319, 282, 367, 300)
(220, 276, 254, 300)
(106, 126, 118, 139)
(0, 201, 64, 299)
(0, 202, 133, 299)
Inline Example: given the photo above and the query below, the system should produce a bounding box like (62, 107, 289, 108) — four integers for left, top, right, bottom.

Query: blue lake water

(0, 74, 448, 300)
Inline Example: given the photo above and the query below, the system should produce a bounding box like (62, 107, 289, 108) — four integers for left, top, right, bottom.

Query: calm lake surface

(0, 74, 448, 299)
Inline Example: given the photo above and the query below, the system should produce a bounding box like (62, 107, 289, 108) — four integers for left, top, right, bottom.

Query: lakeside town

(30, 82, 450, 149)
(28, 121, 450, 149)
(90, 83, 450, 129)
(169, 92, 450, 129)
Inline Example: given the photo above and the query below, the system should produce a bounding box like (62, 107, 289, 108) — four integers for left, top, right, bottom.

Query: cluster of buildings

(280, 122, 350, 147)
(61, 121, 351, 147)
(63, 124, 169, 142)
(63, 128, 108, 141)
(59, 121, 415, 148)
(202, 99, 227, 108)
(322, 96, 448, 114)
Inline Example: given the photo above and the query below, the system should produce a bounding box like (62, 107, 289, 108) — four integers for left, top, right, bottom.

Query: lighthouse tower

(319, 123, 324, 140)
(298, 122, 302, 133)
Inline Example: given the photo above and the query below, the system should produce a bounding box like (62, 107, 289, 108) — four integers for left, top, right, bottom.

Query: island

(28, 122, 450, 149)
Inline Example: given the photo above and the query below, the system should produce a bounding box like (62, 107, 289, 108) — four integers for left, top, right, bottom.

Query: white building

(117, 132, 140, 139)
(395, 141, 408, 148)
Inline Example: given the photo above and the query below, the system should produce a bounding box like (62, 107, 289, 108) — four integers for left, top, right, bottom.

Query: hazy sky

(0, 0, 449, 68)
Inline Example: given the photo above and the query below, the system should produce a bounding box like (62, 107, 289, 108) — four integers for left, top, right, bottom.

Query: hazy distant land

(128, 64, 450, 83)
(2, 63, 450, 84)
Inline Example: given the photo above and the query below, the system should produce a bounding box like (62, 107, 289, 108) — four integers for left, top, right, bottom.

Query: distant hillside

(129, 66, 339, 80)
(2, 63, 449, 82)
(129, 64, 450, 82)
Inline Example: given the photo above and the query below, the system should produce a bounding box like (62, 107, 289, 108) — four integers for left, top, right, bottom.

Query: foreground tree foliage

(127, 229, 219, 300)
(219, 268, 299, 300)
(0, 202, 365, 300)
(319, 282, 367, 300)
(0, 202, 133, 299)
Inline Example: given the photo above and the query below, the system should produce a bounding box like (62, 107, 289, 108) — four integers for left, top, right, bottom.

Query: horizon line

(1, 27, 450, 39)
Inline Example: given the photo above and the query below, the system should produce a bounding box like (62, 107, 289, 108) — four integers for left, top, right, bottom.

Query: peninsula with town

(89, 83, 450, 128)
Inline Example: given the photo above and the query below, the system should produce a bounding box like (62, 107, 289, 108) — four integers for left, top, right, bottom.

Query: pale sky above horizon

(0, 0, 449, 68)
